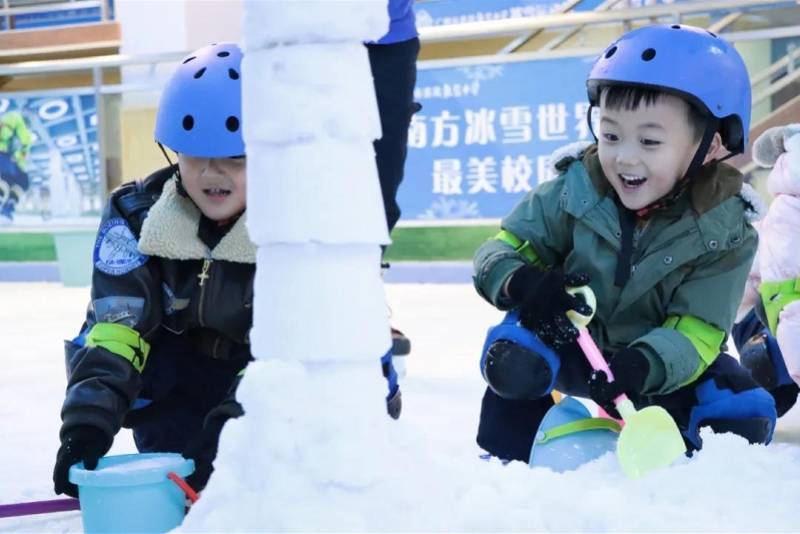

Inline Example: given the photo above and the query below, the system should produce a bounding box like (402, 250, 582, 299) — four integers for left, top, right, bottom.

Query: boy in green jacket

(474, 24, 777, 463)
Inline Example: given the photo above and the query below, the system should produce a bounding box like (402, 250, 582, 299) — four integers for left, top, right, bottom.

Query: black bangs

(600, 84, 707, 141)
(601, 85, 664, 111)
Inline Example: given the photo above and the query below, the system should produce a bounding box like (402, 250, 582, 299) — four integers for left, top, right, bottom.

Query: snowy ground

(1, 282, 800, 532)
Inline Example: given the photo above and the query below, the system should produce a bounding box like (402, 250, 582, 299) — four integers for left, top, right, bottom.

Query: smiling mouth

(619, 173, 647, 188)
(203, 187, 231, 197)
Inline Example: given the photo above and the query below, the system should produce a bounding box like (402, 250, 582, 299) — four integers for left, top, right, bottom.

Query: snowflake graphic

(418, 197, 481, 220)
(458, 65, 504, 82)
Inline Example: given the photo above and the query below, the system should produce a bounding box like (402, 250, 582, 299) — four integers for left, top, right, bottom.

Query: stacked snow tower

(181, 2, 400, 531)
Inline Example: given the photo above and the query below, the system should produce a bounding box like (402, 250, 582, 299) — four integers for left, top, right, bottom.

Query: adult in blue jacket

(369, 0, 419, 419)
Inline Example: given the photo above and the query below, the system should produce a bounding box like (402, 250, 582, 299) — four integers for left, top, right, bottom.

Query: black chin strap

(683, 117, 720, 181)
(587, 104, 598, 143)
(633, 116, 723, 218)
(156, 143, 187, 197)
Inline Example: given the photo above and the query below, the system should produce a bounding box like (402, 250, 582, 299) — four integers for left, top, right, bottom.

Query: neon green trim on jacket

(759, 277, 800, 336)
(663, 315, 725, 385)
(494, 229, 543, 267)
(85, 323, 150, 373)
(0, 112, 32, 170)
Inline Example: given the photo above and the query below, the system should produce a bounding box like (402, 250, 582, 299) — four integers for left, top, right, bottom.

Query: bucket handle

(167, 472, 199, 504)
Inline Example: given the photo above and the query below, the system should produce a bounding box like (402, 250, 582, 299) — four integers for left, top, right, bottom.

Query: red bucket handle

(167, 472, 199, 504)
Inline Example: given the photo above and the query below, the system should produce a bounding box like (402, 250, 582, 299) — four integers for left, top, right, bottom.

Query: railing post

(93, 66, 108, 202)
(3, 0, 11, 30)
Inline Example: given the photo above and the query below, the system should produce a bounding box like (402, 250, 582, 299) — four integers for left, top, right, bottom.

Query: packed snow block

(183, 358, 407, 532)
(242, 43, 381, 145)
(251, 244, 391, 362)
(245, 140, 390, 245)
(242, 0, 388, 48)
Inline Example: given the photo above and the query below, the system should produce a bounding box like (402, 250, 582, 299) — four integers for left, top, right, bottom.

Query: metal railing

(418, 0, 795, 43)
(0, 51, 181, 200)
(1, 0, 798, 197)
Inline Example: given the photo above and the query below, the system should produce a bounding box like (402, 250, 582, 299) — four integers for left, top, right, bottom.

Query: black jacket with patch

(60, 166, 254, 442)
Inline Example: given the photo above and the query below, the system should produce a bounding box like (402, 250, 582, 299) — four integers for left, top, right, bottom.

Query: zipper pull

(198, 259, 212, 287)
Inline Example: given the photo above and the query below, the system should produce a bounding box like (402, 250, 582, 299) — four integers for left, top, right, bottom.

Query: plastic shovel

(566, 286, 686, 478)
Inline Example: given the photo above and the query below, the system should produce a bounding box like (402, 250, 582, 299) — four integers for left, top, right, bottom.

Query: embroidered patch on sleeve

(93, 217, 149, 276)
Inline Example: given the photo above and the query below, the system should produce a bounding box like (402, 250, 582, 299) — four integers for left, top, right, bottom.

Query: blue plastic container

(529, 396, 620, 472)
(69, 453, 194, 533)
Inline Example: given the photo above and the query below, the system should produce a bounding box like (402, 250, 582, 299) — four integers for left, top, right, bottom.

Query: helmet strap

(157, 143, 188, 197)
(586, 104, 598, 143)
(683, 116, 720, 181)
(634, 116, 721, 219)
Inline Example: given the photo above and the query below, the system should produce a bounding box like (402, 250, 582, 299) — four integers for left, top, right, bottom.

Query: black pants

(0, 152, 29, 191)
(367, 37, 420, 234)
(123, 330, 246, 453)
(477, 352, 773, 463)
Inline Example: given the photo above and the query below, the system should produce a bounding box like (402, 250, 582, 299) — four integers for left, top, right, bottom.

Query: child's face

(597, 93, 717, 211)
(178, 155, 246, 221)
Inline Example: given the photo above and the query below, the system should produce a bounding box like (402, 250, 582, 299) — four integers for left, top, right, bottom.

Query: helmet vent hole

(217, 51, 230, 58)
(708, 31, 717, 38)
(671, 24, 681, 29)
(641, 48, 656, 61)
(605, 46, 617, 59)
(193, 67, 207, 79)
(226, 116, 240, 132)
(182, 115, 194, 131)
(183, 56, 196, 64)
(228, 68, 240, 80)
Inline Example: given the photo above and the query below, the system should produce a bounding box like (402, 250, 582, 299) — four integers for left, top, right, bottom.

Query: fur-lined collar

(138, 177, 256, 263)
(738, 182, 767, 222)
(549, 142, 766, 222)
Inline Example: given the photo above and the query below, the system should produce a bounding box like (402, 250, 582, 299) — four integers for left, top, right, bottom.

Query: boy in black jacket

(53, 43, 252, 495)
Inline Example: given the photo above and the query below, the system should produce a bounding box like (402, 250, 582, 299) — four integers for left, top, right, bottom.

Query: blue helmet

(154, 42, 244, 158)
(587, 24, 751, 154)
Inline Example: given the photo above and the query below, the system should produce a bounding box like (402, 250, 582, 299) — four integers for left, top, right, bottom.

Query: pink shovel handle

(576, 326, 628, 406)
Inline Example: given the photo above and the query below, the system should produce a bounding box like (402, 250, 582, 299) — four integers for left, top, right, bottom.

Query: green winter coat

(474, 145, 761, 395)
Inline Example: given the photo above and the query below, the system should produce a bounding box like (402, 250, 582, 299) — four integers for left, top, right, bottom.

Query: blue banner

(399, 55, 597, 220)
(414, 0, 597, 26)
(8, 0, 113, 30)
(413, 0, 683, 27)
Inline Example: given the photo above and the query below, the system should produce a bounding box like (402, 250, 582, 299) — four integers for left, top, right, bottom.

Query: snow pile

(175, 0, 800, 530)
(1, 284, 800, 532)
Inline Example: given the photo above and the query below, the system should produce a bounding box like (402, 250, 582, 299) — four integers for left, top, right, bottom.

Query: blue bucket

(69, 453, 194, 533)
(529, 396, 620, 472)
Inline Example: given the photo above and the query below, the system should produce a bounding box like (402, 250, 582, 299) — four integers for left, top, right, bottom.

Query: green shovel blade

(617, 404, 686, 478)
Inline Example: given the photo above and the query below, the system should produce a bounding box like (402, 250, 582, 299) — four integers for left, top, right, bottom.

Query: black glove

(183, 399, 244, 492)
(507, 265, 593, 348)
(53, 426, 112, 498)
(387, 387, 402, 420)
(588, 348, 650, 419)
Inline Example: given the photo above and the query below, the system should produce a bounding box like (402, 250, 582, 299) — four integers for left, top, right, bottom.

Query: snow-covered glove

(387, 387, 402, 420)
(507, 266, 593, 348)
(752, 124, 800, 168)
(53, 426, 112, 498)
(587, 348, 650, 419)
(183, 398, 244, 492)
(381, 350, 401, 420)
